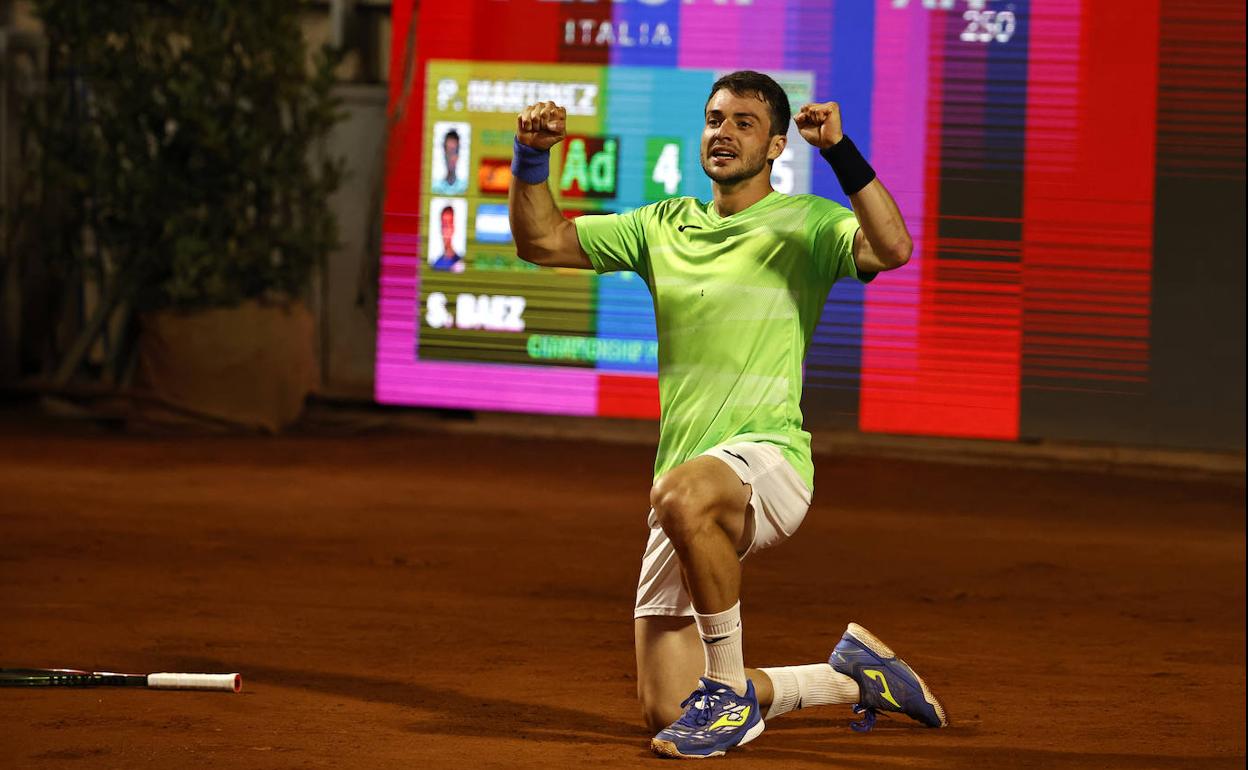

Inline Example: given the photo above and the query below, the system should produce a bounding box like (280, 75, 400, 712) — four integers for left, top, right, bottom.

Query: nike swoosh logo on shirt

(724, 450, 750, 467)
(677, 225, 703, 232)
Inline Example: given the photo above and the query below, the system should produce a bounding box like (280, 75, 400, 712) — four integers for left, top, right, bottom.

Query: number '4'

(652, 143, 682, 196)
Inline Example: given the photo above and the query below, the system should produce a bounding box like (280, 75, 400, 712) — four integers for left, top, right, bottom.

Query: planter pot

(136, 300, 318, 432)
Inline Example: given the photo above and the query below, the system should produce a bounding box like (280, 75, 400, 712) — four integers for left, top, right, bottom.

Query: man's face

(440, 209, 455, 245)
(443, 137, 460, 174)
(701, 90, 783, 186)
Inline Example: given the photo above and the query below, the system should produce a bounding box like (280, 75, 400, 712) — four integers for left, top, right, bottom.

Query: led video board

(376, 0, 1246, 449)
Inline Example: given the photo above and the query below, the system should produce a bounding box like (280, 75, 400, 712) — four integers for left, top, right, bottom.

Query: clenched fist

(795, 102, 844, 149)
(516, 101, 567, 151)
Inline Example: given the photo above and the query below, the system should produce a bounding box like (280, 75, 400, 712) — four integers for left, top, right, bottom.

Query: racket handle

(146, 673, 241, 692)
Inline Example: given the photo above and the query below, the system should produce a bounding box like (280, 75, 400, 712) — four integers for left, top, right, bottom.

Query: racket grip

(146, 673, 242, 692)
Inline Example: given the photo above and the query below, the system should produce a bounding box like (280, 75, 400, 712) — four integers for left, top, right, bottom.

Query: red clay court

(1, 416, 1243, 768)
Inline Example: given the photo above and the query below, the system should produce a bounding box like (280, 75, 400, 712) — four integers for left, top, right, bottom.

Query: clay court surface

(1, 418, 1243, 768)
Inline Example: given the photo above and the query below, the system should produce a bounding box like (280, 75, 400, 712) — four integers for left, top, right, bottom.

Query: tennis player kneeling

(508, 70, 948, 759)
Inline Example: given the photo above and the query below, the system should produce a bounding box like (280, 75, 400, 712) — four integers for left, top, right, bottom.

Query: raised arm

(509, 101, 592, 269)
(795, 102, 913, 274)
(846, 178, 912, 273)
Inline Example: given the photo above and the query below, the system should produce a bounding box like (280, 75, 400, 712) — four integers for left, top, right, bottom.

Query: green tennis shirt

(574, 191, 868, 492)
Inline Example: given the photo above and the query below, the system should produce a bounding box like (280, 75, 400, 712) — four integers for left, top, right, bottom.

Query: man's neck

(712, 173, 774, 217)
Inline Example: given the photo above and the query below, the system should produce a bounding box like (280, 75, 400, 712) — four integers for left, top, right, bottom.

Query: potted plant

(23, 0, 344, 430)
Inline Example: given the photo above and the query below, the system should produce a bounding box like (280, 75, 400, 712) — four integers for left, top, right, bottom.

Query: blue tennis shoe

(829, 622, 948, 731)
(650, 677, 765, 759)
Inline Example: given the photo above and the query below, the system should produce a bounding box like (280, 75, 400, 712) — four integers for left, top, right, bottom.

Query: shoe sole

(650, 720, 766, 759)
(845, 622, 949, 728)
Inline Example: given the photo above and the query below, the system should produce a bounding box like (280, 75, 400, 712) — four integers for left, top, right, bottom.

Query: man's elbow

(514, 240, 540, 265)
(880, 237, 912, 269)
(515, 238, 559, 267)
(511, 226, 546, 265)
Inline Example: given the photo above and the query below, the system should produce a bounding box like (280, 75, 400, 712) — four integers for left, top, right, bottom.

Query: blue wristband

(512, 136, 551, 184)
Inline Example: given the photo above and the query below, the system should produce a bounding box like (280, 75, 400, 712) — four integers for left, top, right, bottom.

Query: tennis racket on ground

(0, 668, 241, 692)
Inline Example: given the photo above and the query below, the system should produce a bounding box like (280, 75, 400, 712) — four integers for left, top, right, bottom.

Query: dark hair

(706, 70, 790, 137)
(440, 205, 455, 219)
(444, 129, 460, 144)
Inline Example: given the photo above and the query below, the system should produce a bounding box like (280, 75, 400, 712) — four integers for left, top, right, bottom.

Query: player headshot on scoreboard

(431, 121, 470, 195)
(428, 197, 467, 273)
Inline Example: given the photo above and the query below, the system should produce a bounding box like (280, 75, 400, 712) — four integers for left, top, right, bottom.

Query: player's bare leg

(634, 579, 943, 740)
(634, 616, 777, 731)
(650, 455, 751, 618)
(638, 452, 933, 751)
(644, 455, 771, 756)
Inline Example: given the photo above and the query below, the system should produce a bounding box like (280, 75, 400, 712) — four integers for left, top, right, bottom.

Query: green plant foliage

(29, 0, 345, 311)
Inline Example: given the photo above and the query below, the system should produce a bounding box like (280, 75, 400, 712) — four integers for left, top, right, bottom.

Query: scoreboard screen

(376, 0, 1246, 450)
(408, 60, 811, 418)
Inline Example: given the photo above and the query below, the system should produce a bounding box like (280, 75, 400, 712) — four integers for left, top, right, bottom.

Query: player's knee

(650, 476, 713, 547)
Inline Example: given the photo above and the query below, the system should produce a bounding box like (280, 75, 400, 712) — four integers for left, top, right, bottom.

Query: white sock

(693, 602, 747, 695)
(759, 663, 861, 719)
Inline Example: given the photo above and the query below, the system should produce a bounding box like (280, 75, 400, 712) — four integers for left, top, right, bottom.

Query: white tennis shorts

(634, 441, 812, 618)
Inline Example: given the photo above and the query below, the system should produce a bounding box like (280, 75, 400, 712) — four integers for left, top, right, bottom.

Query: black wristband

(820, 135, 876, 196)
